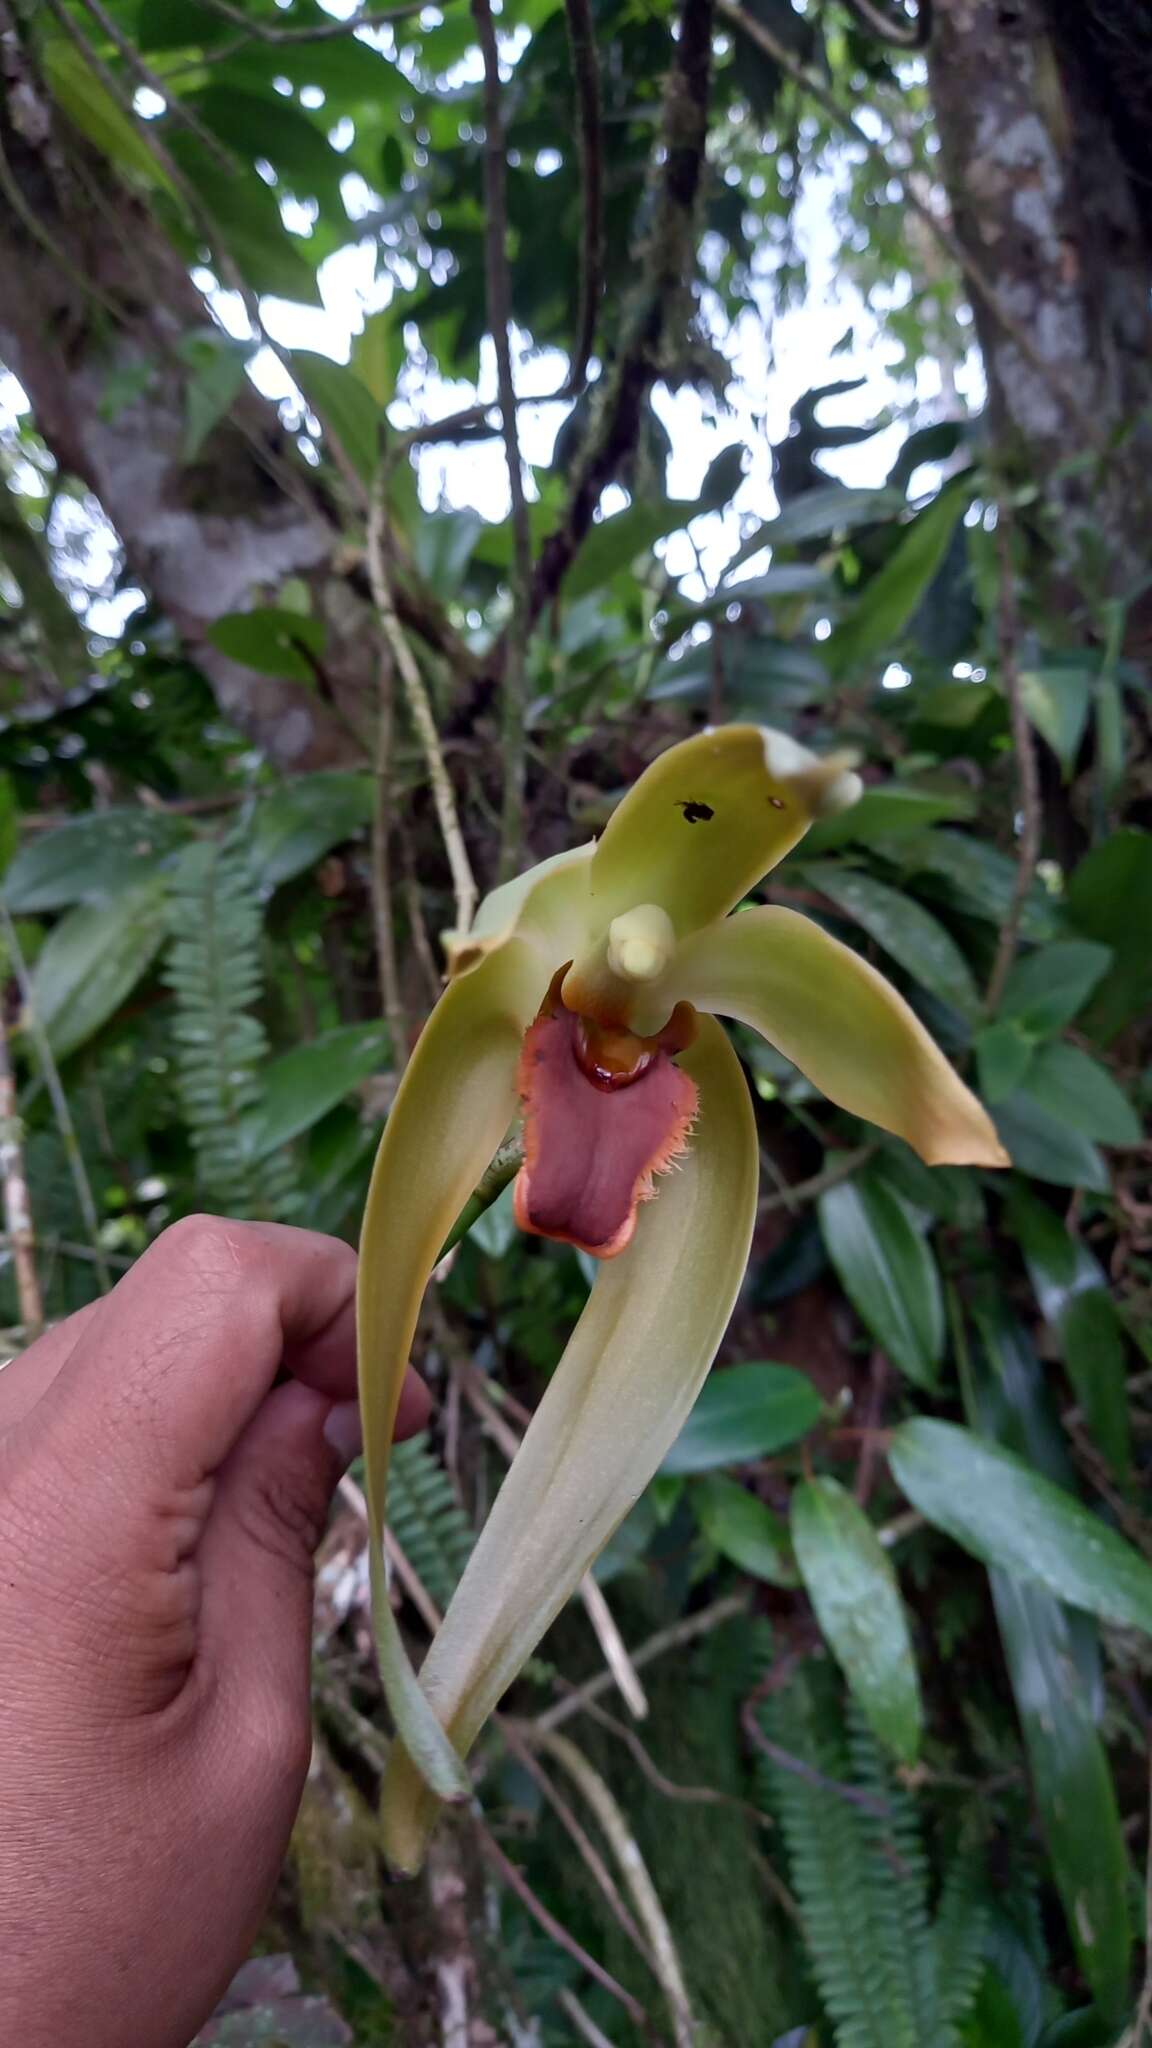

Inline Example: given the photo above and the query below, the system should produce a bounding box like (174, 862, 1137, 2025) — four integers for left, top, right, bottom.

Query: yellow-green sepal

(357, 936, 549, 1795)
(444, 845, 594, 978)
(378, 1012, 760, 1872)
(580, 726, 861, 942)
(659, 905, 1009, 1167)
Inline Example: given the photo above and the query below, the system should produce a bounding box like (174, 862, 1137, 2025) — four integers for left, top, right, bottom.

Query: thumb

(198, 1381, 361, 1747)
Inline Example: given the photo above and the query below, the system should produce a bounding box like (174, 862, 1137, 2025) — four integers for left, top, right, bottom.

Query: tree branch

(984, 502, 1041, 1014)
(471, 0, 534, 878)
(523, 0, 714, 630)
(367, 470, 478, 939)
(561, 0, 604, 399)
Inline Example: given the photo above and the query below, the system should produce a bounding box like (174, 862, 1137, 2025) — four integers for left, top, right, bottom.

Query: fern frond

(387, 1431, 475, 1614)
(934, 1842, 989, 2028)
(163, 836, 296, 1220)
(757, 1671, 974, 2048)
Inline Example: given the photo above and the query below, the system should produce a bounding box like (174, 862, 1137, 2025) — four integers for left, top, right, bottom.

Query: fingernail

(323, 1398, 363, 1467)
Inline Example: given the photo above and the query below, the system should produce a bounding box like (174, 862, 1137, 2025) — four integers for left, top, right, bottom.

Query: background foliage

(0, 0, 1150, 2040)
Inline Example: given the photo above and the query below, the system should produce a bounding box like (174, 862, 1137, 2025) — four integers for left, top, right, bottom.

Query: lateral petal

(660, 905, 1008, 1167)
(379, 1013, 760, 1870)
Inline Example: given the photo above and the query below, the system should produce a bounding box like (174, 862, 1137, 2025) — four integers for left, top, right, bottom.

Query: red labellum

(513, 1001, 698, 1260)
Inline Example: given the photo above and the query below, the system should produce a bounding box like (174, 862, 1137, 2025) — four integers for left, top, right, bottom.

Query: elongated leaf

(741, 484, 905, 550)
(999, 941, 1112, 1036)
(905, 831, 1057, 941)
(169, 143, 324, 305)
(975, 1019, 1035, 1104)
(1061, 1289, 1131, 1482)
(207, 607, 326, 684)
(240, 1022, 390, 1161)
(890, 1418, 1152, 1632)
(792, 1476, 921, 1762)
(802, 785, 974, 856)
(959, 1312, 1131, 2021)
(1018, 666, 1093, 775)
(827, 483, 970, 676)
(42, 38, 176, 191)
(248, 774, 375, 890)
(1065, 829, 1152, 1040)
(5, 809, 192, 911)
(1023, 1040, 1141, 1146)
(290, 351, 382, 485)
(566, 498, 696, 599)
(818, 1173, 944, 1388)
(801, 861, 979, 1018)
(693, 1473, 798, 1584)
(180, 330, 251, 460)
(31, 878, 170, 1058)
(661, 1361, 822, 1474)
(992, 1091, 1109, 1192)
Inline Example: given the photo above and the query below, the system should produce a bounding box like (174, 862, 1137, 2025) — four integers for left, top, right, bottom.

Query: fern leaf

(163, 836, 296, 1220)
(758, 1670, 964, 2048)
(934, 1842, 989, 2029)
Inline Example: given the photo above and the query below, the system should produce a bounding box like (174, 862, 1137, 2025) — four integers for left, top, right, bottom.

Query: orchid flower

(356, 725, 1007, 1870)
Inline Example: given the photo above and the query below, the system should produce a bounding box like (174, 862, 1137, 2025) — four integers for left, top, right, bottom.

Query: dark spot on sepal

(677, 800, 714, 823)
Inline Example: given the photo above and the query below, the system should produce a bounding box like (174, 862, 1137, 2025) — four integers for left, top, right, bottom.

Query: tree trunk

(929, 0, 1152, 606)
(0, 12, 370, 769)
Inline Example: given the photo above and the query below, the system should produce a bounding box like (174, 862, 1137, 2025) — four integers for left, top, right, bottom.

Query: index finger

(33, 1216, 367, 1491)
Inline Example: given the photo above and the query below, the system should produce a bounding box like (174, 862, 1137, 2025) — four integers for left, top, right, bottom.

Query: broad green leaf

(661, 1362, 821, 1475)
(889, 1418, 1152, 1632)
(802, 785, 974, 855)
(1061, 1289, 1131, 1482)
(827, 482, 970, 676)
(248, 773, 375, 891)
(239, 1022, 391, 1161)
(1018, 665, 1093, 775)
(693, 1473, 798, 1585)
(800, 861, 979, 1018)
(1007, 1184, 1103, 1324)
(187, 85, 345, 205)
(168, 143, 323, 305)
(30, 878, 170, 1059)
(290, 350, 382, 485)
(412, 511, 484, 597)
(350, 309, 396, 407)
(905, 831, 1057, 940)
(1065, 829, 1152, 1040)
(818, 1173, 944, 1388)
(721, 563, 833, 604)
(960, 1968, 1029, 2048)
(961, 1304, 1132, 2019)
(791, 1476, 922, 1762)
(999, 940, 1112, 1036)
(994, 1581, 1131, 2022)
(179, 330, 250, 460)
(207, 606, 326, 684)
(975, 1018, 1035, 1104)
(992, 1091, 1109, 1192)
(42, 38, 176, 192)
(1023, 1040, 1141, 1146)
(1006, 1191, 1130, 1474)
(737, 484, 905, 552)
(566, 498, 699, 600)
(5, 809, 192, 911)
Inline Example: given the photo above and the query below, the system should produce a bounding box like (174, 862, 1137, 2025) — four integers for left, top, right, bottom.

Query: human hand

(0, 1216, 427, 2048)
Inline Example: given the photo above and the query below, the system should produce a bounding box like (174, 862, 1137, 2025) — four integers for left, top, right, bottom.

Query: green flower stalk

(356, 725, 1007, 1870)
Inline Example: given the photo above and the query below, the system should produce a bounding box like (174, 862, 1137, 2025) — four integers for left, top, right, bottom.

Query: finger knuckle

(234, 1469, 327, 1576)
